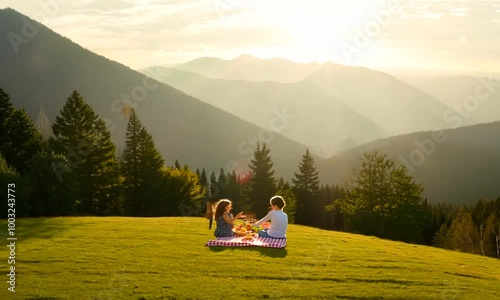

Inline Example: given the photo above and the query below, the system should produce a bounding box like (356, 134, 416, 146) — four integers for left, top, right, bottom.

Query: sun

(274, 8, 363, 63)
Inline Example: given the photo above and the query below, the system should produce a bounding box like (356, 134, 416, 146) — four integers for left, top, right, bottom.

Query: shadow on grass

(335, 296, 384, 300)
(0, 217, 73, 242)
(208, 246, 288, 258)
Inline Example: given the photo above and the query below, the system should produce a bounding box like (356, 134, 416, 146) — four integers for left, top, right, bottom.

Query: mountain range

(173, 54, 321, 83)
(1, 8, 499, 204)
(143, 59, 453, 156)
(317, 121, 500, 204)
(141, 66, 384, 156)
(399, 75, 500, 127)
(0, 8, 312, 179)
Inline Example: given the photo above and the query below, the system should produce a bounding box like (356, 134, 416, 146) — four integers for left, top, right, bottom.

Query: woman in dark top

(213, 199, 244, 237)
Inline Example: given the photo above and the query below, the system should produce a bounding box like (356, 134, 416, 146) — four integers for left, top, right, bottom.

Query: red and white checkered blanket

(205, 236, 287, 248)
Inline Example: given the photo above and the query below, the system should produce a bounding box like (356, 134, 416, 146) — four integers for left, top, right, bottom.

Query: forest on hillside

(1, 88, 499, 259)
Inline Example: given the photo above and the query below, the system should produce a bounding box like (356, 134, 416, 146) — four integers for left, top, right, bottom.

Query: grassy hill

(1, 217, 499, 299)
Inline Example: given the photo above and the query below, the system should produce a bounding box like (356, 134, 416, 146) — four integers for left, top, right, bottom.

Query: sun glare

(268, 3, 384, 64)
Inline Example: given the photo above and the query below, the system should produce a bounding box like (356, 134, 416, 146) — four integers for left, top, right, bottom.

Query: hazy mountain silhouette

(0, 8, 314, 179)
(141, 66, 385, 157)
(303, 63, 453, 137)
(150, 57, 455, 156)
(318, 121, 500, 204)
(174, 54, 321, 83)
(2, 8, 497, 204)
(399, 75, 500, 127)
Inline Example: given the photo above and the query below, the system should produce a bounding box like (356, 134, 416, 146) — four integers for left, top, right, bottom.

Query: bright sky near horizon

(2, 0, 500, 73)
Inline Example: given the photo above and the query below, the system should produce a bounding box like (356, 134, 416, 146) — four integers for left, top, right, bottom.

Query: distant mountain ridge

(317, 121, 500, 204)
(174, 55, 322, 83)
(399, 75, 500, 127)
(0, 8, 314, 179)
(141, 66, 385, 156)
(145, 57, 454, 156)
(2, 8, 499, 205)
(303, 63, 452, 137)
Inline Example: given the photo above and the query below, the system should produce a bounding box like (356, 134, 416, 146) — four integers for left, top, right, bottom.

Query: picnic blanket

(205, 236, 286, 248)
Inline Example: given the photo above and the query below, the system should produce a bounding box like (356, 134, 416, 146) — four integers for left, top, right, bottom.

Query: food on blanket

(234, 229, 246, 236)
(243, 233, 255, 240)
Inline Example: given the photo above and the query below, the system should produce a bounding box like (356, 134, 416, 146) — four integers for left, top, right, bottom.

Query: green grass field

(0, 217, 499, 299)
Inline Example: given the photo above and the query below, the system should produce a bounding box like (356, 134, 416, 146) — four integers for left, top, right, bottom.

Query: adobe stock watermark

(340, 0, 403, 63)
(211, 0, 244, 21)
(228, 106, 296, 175)
(106, 74, 159, 128)
(399, 74, 499, 174)
(7, 0, 69, 54)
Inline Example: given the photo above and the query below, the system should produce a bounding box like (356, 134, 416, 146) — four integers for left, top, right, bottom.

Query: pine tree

(200, 169, 208, 191)
(292, 149, 320, 226)
(50, 90, 120, 215)
(245, 143, 277, 218)
(199, 168, 209, 203)
(174, 159, 181, 170)
(335, 151, 425, 242)
(122, 109, 141, 214)
(137, 127, 165, 215)
(0, 89, 43, 175)
(277, 179, 297, 224)
(226, 170, 242, 212)
(209, 171, 218, 201)
(91, 119, 122, 215)
(229, 170, 241, 199)
(121, 109, 164, 216)
(217, 167, 228, 199)
(4, 109, 44, 175)
(0, 88, 15, 144)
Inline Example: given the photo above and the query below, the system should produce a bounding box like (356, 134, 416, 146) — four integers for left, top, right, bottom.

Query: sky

(2, 0, 500, 73)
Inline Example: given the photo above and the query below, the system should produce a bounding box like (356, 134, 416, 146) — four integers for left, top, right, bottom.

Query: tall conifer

(245, 143, 277, 218)
(50, 90, 120, 215)
(292, 149, 320, 225)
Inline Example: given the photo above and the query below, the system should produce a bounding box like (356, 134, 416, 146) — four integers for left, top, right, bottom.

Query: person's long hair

(214, 199, 232, 220)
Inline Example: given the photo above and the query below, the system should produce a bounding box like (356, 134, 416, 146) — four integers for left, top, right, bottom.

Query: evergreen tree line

(0, 89, 203, 217)
(203, 143, 500, 259)
(429, 199, 500, 258)
(2, 88, 499, 258)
